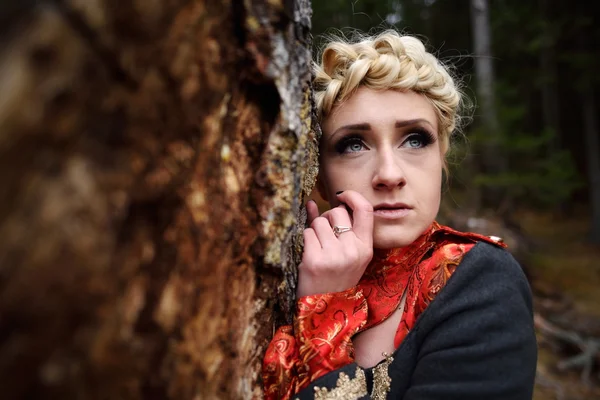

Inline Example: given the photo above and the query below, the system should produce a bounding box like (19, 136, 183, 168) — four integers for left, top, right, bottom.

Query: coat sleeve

(403, 243, 537, 400)
(262, 287, 368, 400)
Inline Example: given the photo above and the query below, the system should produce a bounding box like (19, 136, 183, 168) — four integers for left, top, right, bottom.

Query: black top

(295, 241, 537, 400)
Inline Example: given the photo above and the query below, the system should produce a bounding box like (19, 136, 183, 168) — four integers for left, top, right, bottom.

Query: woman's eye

(402, 131, 433, 149)
(347, 141, 364, 152)
(336, 138, 366, 154)
(406, 136, 423, 148)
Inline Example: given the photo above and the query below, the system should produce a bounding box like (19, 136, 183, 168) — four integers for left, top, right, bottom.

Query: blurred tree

(573, 31, 600, 242)
(538, 0, 561, 152)
(0, 0, 315, 398)
(462, 0, 586, 213)
(581, 87, 600, 242)
(470, 0, 505, 209)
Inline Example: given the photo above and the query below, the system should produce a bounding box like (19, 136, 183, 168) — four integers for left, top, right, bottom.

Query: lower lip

(374, 208, 412, 219)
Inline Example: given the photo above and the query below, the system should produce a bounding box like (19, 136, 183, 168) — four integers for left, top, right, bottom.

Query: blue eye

(335, 137, 366, 154)
(402, 130, 435, 149)
(347, 141, 364, 152)
(406, 136, 424, 148)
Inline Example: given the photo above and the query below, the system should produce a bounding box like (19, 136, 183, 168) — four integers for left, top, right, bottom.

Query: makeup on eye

(332, 127, 436, 155)
(334, 135, 368, 154)
(401, 128, 436, 149)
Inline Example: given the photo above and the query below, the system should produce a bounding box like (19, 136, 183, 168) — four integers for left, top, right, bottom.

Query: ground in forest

(519, 209, 600, 400)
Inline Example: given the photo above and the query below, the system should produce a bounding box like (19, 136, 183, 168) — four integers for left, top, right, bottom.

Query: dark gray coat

(295, 241, 537, 400)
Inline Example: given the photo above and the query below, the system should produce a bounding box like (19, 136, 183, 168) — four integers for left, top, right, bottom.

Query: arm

(262, 288, 368, 400)
(404, 244, 537, 400)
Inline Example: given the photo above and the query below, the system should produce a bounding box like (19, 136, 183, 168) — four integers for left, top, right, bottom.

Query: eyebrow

(395, 118, 433, 128)
(330, 118, 434, 140)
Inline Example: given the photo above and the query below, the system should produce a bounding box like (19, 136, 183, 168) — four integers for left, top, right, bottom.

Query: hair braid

(313, 30, 466, 158)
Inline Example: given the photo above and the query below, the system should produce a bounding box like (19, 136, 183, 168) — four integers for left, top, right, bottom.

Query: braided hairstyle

(313, 30, 465, 162)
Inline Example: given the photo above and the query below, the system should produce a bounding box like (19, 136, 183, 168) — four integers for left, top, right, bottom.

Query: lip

(373, 203, 413, 219)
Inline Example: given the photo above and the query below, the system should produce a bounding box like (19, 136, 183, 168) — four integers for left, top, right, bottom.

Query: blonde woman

(262, 30, 537, 400)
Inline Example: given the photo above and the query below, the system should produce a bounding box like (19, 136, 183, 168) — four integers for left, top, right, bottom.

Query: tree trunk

(581, 88, 600, 243)
(538, 0, 561, 149)
(470, 0, 499, 147)
(470, 0, 505, 208)
(0, 1, 315, 399)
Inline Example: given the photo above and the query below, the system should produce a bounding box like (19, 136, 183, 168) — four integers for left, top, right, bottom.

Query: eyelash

(404, 129, 435, 149)
(335, 135, 366, 154)
(334, 129, 435, 154)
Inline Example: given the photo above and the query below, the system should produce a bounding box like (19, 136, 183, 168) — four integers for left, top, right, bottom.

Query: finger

(310, 216, 338, 248)
(322, 205, 353, 239)
(303, 227, 322, 251)
(336, 190, 373, 246)
(306, 200, 320, 226)
(336, 201, 354, 224)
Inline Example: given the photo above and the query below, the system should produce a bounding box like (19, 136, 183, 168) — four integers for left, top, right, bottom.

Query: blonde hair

(313, 30, 466, 159)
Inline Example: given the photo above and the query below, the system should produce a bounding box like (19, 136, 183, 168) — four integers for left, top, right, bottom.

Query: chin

(372, 224, 431, 250)
(373, 231, 417, 249)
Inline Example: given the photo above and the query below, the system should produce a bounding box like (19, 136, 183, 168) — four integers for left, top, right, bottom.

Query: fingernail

(336, 191, 344, 195)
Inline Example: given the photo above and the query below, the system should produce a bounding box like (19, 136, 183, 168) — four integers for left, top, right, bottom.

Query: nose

(372, 148, 406, 190)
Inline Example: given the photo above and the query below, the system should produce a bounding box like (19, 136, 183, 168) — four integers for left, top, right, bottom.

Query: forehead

(322, 88, 438, 134)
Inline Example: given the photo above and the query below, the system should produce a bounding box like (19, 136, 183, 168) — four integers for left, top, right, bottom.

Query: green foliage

(447, 124, 583, 209)
(472, 145, 583, 208)
(469, 83, 584, 207)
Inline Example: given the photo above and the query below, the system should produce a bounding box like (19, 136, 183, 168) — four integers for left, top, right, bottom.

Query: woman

(262, 30, 537, 400)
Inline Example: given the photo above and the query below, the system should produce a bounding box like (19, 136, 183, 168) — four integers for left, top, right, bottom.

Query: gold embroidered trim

(313, 367, 368, 400)
(371, 353, 393, 400)
(295, 356, 392, 400)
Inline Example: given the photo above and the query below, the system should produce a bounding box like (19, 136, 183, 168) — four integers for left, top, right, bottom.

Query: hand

(297, 190, 374, 298)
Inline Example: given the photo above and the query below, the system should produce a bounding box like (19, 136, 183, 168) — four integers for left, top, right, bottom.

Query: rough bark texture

(0, 0, 315, 399)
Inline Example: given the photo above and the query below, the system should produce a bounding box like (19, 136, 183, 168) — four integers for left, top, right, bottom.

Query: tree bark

(0, 0, 315, 399)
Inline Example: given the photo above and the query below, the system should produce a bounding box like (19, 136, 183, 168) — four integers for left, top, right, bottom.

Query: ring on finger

(333, 225, 352, 237)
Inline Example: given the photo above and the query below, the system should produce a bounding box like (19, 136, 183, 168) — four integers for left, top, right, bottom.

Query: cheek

(326, 164, 368, 190)
(323, 171, 345, 198)
(317, 163, 343, 201)
(319, 162, 368, 204)
(415, 158, 443, 203)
